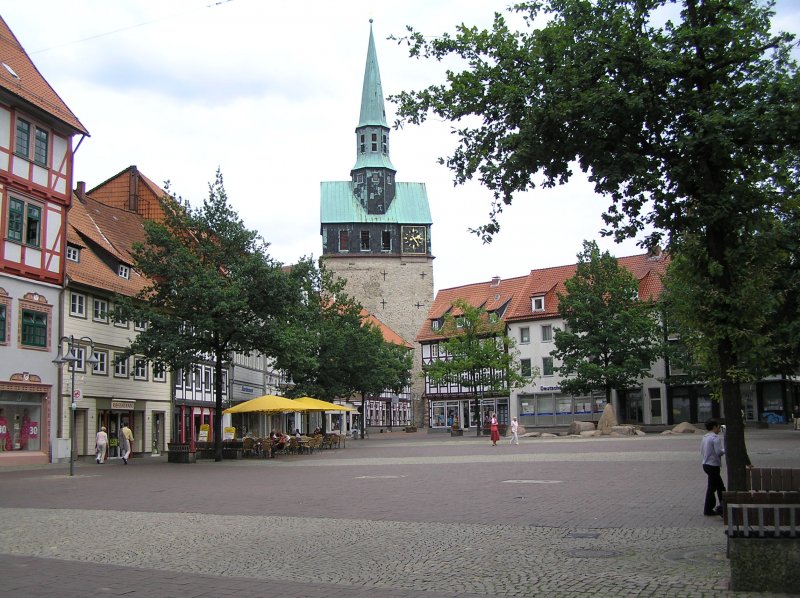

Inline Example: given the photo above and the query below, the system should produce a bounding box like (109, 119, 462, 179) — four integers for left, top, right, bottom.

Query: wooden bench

(723, 468, 800, 593)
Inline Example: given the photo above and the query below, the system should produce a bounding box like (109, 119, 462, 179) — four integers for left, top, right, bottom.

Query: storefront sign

(111, 400, 135, 410)
(241, 386, 254, 394)
(223, 426, 236, 440)
(198, 424, 210, 442)
(540, 386, 561, 392)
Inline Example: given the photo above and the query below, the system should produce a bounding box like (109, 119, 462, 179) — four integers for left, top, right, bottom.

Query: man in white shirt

(700, 418, 726, 516)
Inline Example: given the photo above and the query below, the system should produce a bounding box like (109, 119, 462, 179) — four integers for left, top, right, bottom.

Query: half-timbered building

(0, 16, 88, 465)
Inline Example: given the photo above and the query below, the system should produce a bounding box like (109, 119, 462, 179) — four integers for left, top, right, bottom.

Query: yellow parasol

(294, 397, 357, 412)
(223, 394, 312, 414)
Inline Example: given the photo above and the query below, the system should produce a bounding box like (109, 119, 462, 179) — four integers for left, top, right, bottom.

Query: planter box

(450, 429, 463, 437)
(167, 442, 196, 464)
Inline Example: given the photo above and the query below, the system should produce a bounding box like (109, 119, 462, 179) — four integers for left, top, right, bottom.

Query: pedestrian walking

(700, 418, 725, 516)
(510, 417, 519, 445)
(95, 426, 108, 463)
(120, 422, 134, 464)
(490, 413, 500, 446)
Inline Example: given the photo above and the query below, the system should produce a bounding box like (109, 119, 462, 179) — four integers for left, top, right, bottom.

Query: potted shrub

(450, 422, 463, 437)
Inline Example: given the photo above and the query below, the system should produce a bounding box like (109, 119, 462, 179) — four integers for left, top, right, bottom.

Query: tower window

(381, 231, 391, 251)
(338, 230, 349, 252)
(360, 230, 370, 251)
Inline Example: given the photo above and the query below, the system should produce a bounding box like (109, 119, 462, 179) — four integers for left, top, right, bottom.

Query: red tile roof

(66, 193, 150, 296)
(416, 250, 669, 342)
(0, 16, 88, 135)
(362, 309, 413, 349)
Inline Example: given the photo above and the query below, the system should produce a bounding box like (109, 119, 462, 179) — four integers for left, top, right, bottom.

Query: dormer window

(118, 264, 130, 279)
(66, 246, 80, 262)
(532, 296, 545, 312)
(431, 319, 441, 331)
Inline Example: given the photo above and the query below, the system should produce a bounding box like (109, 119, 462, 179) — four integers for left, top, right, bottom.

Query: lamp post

(53, 335, 99, 476)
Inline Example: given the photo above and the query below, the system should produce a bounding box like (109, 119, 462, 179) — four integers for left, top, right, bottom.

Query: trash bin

(352, 429, 358, 440)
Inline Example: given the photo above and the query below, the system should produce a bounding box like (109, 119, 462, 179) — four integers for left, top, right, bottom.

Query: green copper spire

(358, 19, 388, 128)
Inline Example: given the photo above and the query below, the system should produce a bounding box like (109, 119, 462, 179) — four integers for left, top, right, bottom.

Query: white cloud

(3, 0, 797, 292)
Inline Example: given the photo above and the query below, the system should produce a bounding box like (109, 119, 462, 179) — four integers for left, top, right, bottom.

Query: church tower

(320, 21, 434, 427)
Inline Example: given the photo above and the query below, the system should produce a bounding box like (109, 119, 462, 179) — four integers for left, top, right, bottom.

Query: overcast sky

(2, 1, 798, 293)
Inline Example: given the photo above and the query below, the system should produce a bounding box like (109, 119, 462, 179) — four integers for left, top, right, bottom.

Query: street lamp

(53, 335, 99, 476)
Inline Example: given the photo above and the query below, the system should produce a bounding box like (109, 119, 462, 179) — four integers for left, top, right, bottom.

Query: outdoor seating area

(185, 433, 345, 460)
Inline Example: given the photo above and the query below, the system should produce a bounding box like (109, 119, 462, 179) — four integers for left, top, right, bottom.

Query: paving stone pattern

(0, 428, 798, 598)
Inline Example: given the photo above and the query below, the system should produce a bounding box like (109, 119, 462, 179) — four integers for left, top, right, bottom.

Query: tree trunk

(718, 340, 751, 491)
(214, 351, 224, 462)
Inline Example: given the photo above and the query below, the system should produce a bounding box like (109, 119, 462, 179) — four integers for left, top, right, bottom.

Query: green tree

(424, 300, 526, 436)
(393, 0, 800, 489)
(274, 261, 412, 436)
(117, 170, 300, 461)
(553, 241, 663, 406)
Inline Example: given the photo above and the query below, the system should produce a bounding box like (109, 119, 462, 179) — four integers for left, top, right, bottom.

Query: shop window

(0, 404, 41, 451)
(21, 309, 47, 347)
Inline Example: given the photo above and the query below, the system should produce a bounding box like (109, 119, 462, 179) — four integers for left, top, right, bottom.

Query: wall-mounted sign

(111, 400, 135, 410)
(241, 386, 254, 394)
(198, 424, 210, 442)
(540, 386, 561, 392)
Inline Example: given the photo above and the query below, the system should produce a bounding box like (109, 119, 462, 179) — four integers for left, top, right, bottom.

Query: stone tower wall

(323, 254, 433, 427)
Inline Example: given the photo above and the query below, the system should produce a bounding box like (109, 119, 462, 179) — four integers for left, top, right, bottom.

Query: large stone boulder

(672, 421, 699, 434)
(569, 421, 596, 435)
(597, 403, 618, 434)
(610, 425, 638, 436)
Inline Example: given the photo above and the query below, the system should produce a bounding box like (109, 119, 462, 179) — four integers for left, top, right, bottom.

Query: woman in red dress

(490, 413, 500, 446)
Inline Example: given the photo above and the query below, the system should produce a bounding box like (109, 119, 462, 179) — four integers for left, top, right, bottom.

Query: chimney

(490, 276, 501, 287)
(647, 245, 663, 260)
(75, 181, 87, 202)
(128, 165, 139, 213)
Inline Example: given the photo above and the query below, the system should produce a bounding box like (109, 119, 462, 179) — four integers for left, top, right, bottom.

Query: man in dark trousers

(700, 418, 726, 516)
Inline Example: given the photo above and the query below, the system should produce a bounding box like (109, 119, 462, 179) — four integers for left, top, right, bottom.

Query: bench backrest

(748, 468, 800, 491)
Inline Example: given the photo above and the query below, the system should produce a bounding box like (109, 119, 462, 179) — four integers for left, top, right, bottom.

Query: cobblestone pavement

(0, 427, 797, 597)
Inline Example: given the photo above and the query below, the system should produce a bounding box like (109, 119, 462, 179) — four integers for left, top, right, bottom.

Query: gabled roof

(86, 165, 170, 222)
(416, 250, 669, 342)
(0, 16, 88, 135)
(66, 192, 150, 296)
(416, 275, 529, 342)
(320, 181, 432, 224)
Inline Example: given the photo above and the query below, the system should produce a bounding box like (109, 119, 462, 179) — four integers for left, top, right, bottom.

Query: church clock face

(401, 226, 426, 254)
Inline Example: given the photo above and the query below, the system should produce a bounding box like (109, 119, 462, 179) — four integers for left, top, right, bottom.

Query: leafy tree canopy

(116, 170, 300, 460)
(553, 241, 663, 403)
(393, 0, 800, 489)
